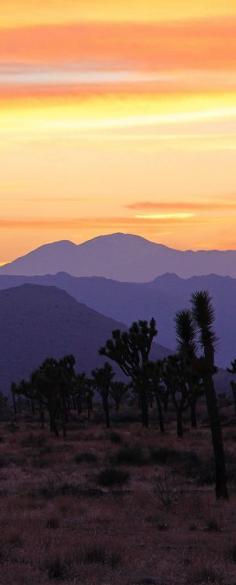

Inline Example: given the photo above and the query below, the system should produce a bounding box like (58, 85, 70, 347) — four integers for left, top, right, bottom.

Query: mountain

(1, 233, 236, 280)
(0, 284, 169, 394)
(0, 272, 235, 368)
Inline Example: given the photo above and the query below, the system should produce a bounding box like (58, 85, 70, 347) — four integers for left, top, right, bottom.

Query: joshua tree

(191, 291, 228, 499)
(110, 381, 130, 412)
(72, 373, 94, 419)
(143, 360, 166, 433)
(100, 319, 157, 427)
(227, 359, 236, 415)
(161, 354, 191, 438)
(175, 309, 203, 428)
(15, 355, 76, 437)
(92, 363, 114, 428)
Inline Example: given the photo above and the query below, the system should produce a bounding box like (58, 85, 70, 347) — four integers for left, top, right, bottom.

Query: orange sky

(0, 1, 236, 263)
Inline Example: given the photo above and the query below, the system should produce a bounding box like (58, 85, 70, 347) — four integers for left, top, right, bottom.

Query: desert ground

(0, 403, 236, 585)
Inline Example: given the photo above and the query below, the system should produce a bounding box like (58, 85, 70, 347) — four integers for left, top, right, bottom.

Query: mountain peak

(1, 233, 236, 281)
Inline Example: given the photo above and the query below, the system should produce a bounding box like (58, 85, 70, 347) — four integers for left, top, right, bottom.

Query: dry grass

(0, 408, 236, 585)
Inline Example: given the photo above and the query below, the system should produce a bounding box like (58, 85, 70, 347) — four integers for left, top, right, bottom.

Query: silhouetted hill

(0, 272, 235, 367)
(1, 233, 236, 280)
(0, 284, 169, 394)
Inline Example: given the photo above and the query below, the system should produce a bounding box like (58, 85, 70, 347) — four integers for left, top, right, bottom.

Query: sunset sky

(1, 1, 236, 263)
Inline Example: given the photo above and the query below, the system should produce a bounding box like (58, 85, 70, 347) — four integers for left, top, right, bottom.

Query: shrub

(226, 545, 236, 563)
(83, 546, 121, 568)
(205, 519, 221, 532)
(46, 558, 68, 581)
(21, 434, 47, 448)
(155, 472, 177, 510)
(83, 546, 106, 564)
(114, 445, 147, 466)
(74, 451, 97, 464)
(150, 447, 200, 469)
(46, 518, 60, 530)
(97, 467, 129, 487)
(192, 567, 222, 584)
(109, 431, 123, 444)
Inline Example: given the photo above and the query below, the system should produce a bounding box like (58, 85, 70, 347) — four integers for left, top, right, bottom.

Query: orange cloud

(0, 20, 235, 71)
(0, 215, 206, 230)
(126, 200, 236, 211)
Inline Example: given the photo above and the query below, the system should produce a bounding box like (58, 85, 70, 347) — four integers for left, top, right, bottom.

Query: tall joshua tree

(227, 359, 236, 415)
(100, 319, 157, 428)
(92, 363, 114, 428)
(191, 291, 228, 499)
(175, 310, 203, 428)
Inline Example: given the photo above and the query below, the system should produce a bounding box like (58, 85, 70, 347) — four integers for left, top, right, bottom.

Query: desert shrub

(109, 431, 123, 444)
(83, 546, 121, 568)
(46, 558, 68, 581)
(205, 519, 221, 532)
(97, 467, 129, 487)
(150, 447, 200, 469)
(192, 566, 222, 584)
(150, 448, 215, 486)
(83, 546, 106, 564)
(21, 434, 47, 449)
(74, 451, 97, 464)
(46, 518, 60, 530)
(114, 444, 147, 466)
(31, 456, 51, 469)
(226, 545, 236, 563)
(5, 422, 19, 433)
(0, 455, 10, 468)
(155, 472, 177, 510)
(187, 459, 215, 485)
(109, 552, 122, 568)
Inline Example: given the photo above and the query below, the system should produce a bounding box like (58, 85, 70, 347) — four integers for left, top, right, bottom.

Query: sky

(0, 1, 236, 263)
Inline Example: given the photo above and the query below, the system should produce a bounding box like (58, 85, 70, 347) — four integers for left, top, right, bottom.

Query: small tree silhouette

(110, 381, 130, 412)
(100, 319, 157, 428)
(92, 363, 114, 428)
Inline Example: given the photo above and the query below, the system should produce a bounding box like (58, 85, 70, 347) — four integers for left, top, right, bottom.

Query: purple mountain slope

(1, 233, 236, 280)
(0, 284, 170, 394)
(0, 273, 235, 371)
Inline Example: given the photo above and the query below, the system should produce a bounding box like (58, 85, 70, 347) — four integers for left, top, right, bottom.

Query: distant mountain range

(0, 272, 236, 370)
(1, 233, 236, 280)
(0, 284, 169, 394)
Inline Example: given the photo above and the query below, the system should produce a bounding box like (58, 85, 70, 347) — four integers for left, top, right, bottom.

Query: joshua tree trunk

(49, 408, 59, 437)
(231, 383, 236, 416)
(177, 409, 183, 438)
(102, 395, 110, 428)
(190, 399, 197, 428)
(87, 395, 93, 420)
(40, 406, 45, 429)
(12, 389, 17, 418)
(139, 383, 149, 428)
(155, 392, 165, 433)
(204, 374, 228, 499)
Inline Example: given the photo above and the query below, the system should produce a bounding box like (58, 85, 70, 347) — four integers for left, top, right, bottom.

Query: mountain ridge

(2, 233, 236, 280)
(0, 283, 170, 394)
(0, 272, 236, 368)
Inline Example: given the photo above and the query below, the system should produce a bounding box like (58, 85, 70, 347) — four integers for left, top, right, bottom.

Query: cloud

(126, 200, 236, 212)
(0, 214, 204, 231)
(1, 20, 235, 73)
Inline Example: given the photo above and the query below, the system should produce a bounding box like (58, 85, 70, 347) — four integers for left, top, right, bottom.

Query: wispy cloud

(0, 215, 203, 230)
(126, 200, 236, 211)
